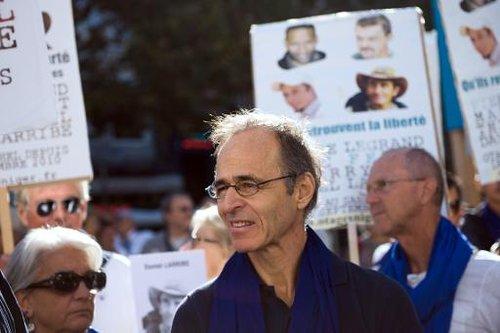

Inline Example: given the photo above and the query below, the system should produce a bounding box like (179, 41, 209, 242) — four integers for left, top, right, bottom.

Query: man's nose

(365, 188, 380, 205)
(51, 205, 68, 226)
(218, 187, 244, 214)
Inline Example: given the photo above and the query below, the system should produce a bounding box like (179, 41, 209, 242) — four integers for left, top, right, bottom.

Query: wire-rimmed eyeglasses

(205, 174, 296, 200)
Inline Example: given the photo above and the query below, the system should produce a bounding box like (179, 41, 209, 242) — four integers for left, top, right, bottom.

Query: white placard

(0, 0, 92, 187)
(130, 250, 207, 333)
(439, 0, 500, 184)
(251, 8, 440, 228)
(0, 0, 57, 133)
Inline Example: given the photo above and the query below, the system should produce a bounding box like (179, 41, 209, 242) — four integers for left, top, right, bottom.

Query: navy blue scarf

(378, 217, 472, 333)
(482, 204, 500, 241)
(208, 227, 339, 333)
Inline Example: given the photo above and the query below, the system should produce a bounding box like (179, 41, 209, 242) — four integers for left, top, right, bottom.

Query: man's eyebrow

(214, 174, 259, 186)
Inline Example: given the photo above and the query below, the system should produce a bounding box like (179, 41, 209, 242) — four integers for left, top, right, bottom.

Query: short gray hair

(209, 109, 324, 217)
(380, 147, 444, 206)
(5, 227, 102, 292)
(15, 180, 90, 207)
(191, 205, 231, 250)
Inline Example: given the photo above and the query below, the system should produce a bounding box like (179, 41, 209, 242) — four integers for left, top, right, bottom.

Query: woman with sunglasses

(5, 227, 106, 333)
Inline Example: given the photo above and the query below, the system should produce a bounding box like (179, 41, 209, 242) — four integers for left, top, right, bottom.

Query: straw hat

(356, 67, 408, 97)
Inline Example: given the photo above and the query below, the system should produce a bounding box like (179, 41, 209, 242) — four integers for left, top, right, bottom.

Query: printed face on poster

(0, 0, 57, 133)
(251, 8, 440, 228)
(130, 250, 207, 333)
(439, 0, 500, 184)
(0, 0, 92, 187)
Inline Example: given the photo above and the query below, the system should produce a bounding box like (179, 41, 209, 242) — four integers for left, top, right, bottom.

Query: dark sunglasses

(26, 271, 106, 294)
(36, 197, 81, 217)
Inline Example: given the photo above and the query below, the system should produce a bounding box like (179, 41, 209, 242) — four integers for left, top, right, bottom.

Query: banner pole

(347, 223, 360, 265)
(0, 188, 14, 254)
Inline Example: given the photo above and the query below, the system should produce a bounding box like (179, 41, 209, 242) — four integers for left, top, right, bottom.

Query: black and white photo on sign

(130, 250, 206, 333)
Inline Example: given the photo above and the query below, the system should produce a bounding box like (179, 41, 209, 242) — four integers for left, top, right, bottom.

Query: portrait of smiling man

(277, 24, 326, 70)
(172, 110, 421, 333)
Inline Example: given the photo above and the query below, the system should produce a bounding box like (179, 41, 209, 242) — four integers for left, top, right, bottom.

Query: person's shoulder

(332, 255, 422, 332)
(277, 55, 291, 70)
(172, 279, 216, 333)
(140, 232, 165, 253)
(467, 250, 500, 274)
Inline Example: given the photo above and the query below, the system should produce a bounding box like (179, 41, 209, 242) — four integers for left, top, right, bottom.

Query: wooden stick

(0, 188, 14, 254)
(347, 222, 360, 265)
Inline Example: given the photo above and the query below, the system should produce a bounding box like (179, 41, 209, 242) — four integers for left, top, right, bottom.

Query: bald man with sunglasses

(13, 180, 135, 333)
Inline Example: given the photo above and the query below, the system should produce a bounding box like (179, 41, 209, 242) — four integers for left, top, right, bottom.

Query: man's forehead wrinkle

(215, 174, 261, 185)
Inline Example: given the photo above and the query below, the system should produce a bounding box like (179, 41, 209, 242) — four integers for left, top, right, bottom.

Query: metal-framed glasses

(36, 197, 81, 217)
(205, 174, 296, 200)
(25, 270, 106, 294)
(366, 178, 425, 194)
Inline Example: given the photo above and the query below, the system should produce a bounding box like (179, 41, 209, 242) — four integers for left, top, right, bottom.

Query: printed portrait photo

(277, 24, 326, 69)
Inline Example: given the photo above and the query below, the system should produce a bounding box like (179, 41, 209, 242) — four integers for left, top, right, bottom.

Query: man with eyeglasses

(368, 148, 500, 332)
(141, 191, 194, 253)
(13, 180, 135, 333)
(172, 111, 421, 332)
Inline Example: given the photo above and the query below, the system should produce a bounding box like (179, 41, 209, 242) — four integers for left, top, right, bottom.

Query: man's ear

(419, 177, 438, 205)
(294, 172, 315, 210)
(17, 205, 29, 227)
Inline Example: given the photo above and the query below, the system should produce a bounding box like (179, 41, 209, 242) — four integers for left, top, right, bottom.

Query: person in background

(141, 192, 194, 253)
(13, 180, 135, 333)
(5, 227, 106, 333)
(189, 205, 234, 279)
(368, 148, 500, 332)
(446, 173, 466, 226)
(114, 210, 154, 256)
(461, 180, 500, 251)
(173, 111, 420, 332)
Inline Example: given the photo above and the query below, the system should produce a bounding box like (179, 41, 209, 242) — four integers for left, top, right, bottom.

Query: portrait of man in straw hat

(345, 67, 408, 112)
(143, 285, 186, 333)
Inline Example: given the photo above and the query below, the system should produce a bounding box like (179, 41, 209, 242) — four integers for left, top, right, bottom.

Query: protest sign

(0, 0, 92, 187)
(130, 250, 207, 333)
(0, 0, 56, 133)
(251, 8, 440, 228)
(438, 0, 500, 184)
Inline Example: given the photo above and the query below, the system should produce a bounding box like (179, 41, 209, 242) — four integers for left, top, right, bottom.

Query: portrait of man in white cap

(460, 25, 500, 67)
(143, 285, 186, 333)
(272, 73, 320, 119)
(345, 67, 408, 112)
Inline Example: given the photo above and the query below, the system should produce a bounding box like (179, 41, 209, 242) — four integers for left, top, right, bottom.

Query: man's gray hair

(15, 180, 90, 207)
(356, 14, 392, 36)
(381, 147, 444, 206)
(5, 227, 102, 292)
(209, 109, 323, 217)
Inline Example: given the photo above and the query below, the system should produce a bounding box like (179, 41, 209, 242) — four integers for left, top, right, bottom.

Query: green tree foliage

(74, 0, 429, 139)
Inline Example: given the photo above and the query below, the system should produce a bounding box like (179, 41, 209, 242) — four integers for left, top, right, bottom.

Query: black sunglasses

(36, 197, 81, 217)
(26, 271, 106, 294)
